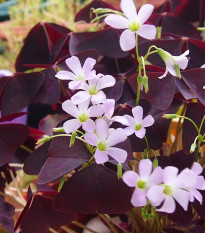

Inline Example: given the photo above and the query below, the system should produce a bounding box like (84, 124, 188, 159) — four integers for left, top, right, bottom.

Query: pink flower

(122, 159, 163, 207)
(71, 74, 116, 105)
(122, 106, 154, 139)
(147, 166, 197, 213)
(55, 56, 96, 89)
(62, 99, 104, 133)
(84, 118, 127, 164)
(104, 0, 156, 51)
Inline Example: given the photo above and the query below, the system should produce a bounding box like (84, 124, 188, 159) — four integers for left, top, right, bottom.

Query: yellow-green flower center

(129, 22, 140, 32)
(137, 180, 147, 189)
(76, 75, 85, 81)
(135, 124, 142, 130)
(97, 141, 107, 151)
(78, 113, 89, 122)
(89, 86, 98, 95)
(163, 185, 173, 195)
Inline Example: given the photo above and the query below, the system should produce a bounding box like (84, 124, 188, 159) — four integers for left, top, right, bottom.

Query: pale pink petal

(147, 185, 164, 207)
(55, 71, 76, 80)
(201, 64, 205, 68)
(121, 0, 137, 21)
(122, 171, 139, 187)
(132, 106, 143, 123)
(71, 91, 91, 105)
(142, 115, 154, 127)
(63, 119, 81, 134)
(91, 91, 106, 105)
(124, 115, 135, 126)
(173, 54, 189, 70)
(86, 70, 97, 80)
(104, 99, 115, 119)
(112, 116, 128, 125)
(120, 29, 136, 51)
(176, 169, 197, 188)
(97, 75, 116, 90)
(157, 196, 176, 213)
(166, 58, 177, 77)
(158, 69, 168, 79)
(137, 24, 156, 40)
(192, 162, 203, 175)
(88, 76, 99, 86)
(82, 119, 95, 132)
(69, 80, 84, 90)
(83, 57, 96, 76)
(84, 132, 98, 146)
(65, 56, 82, 75)
(195, 176, 205, 190)
(96, 118, 108, 140)
(88, 104, 104, 117)
(78, 99, 90, 112)
(62, 100, 78, 117)
(106, 128, 127, 146)
(131, 188, 147, 207)
(163, 166, 179, 184)
(107, 147, 127, 163)
(139, 159, 152, 178)
(94, 149, 109, 164)
(189, 188, 202, 204)
(173, 188, 189, 211)
(148, 167, 164, 186)
(124, 127, 135, 136)
(134, 127, 146, 138)
(104, 14, 130, 29)
(137, 4, 154, 25)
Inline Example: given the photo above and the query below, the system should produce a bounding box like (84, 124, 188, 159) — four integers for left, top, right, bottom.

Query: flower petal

(78, 98, 90, 112)
(131, 188, 147, 207)
(112, 116, 128, 125)
(158, 69, 168, 79)
(124, 115, 135, 126)
(148, 167, 163, 186)
(121, 0, 137, 21)
(173, 188, 189, 211)
(157, 196, 176, 213)
(71, 91, 91, 105)
(69, 80, 84, 90)
(106, 128, 127, 146)
(137, 24, 156, 40)
(83, 57, 96, 76)
(62, 100, 78, 117)
(55, 70, 76, 80)
(65, 56, 82, 75)
(120, 29, 136, 51)
(163, 166, 179, 184)
(139, 159, 152, 179)
(189, 188, 202, 204)
(166, 58, 177, 77)
(84, 132, 98, 146)
(96, 118, 108, 140)
(63, 119, 81, 134)
(191, 162, 203, 175)
(104, 99, 115, 119)
(124, 127, 135, 136)
(97, 75, 116, 90)
(104, 14, 130, 29)
(132, 106, 143, 123)
(107, 147, 127, 163)
(147, 185, 164, 206)
(122, 171, 139, 187)
(142, 115, 154, 127)
(91, 91, 106, 105)
(94, 149, 109, 164)
(88, 104, 105, 117)
(82, 119, 95, 132)
(173, 54, 189, 70)
(134, 127, 146, 139)
(137, 4, 154, 25)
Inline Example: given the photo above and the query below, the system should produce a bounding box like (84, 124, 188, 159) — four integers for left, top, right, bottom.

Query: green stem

(135, 34, 139, 61)
(199, 114, 205, 134)
(141, 56, 146, 76)
(144, 135, 150, 153)
(50, 134, 86, 143)
(154, 211, 165, 233)
(144, 45, 158, 61)
(136, 63, 142, 106)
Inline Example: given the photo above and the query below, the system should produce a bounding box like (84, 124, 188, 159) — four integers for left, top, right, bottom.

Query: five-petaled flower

(122, 105, 154, 139)
(104, 0, 156, 51)
(122, 159, 163, 207)
(62, 99, 104, 134)
(157, 49, 189, 79)
(55, 56, 96, 89)
(84, 118, 127, 164)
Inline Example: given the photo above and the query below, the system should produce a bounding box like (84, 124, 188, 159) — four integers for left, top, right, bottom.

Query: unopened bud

(153, 156, 158, 168)
(142, 75, 149, 93)
(163, 114, 178, 119)
(36, 136, 51, 145)
(117, 163, 123, 179)
(69, 131, 77, 147)
(190, 143, 196, 153)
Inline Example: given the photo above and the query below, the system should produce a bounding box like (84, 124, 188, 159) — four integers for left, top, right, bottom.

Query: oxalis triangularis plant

(0, 0, 205, 232)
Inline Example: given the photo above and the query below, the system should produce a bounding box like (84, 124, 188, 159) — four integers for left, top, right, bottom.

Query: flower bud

(163, 114, 178, 119)
(190, 143, 196, 153)
(142, 75, 149, 93)
(36, 136, 51, 145)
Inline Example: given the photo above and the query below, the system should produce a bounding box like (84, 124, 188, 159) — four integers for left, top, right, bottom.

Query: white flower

(71, 74, 116, 105)
(157, 49, 189, 79)
(84, 118, 127, 164)
(122, 106, 154, 139)
(55, 56, 96, 89)
(104, 0, 156, 51)
(62, 99, 104, 133)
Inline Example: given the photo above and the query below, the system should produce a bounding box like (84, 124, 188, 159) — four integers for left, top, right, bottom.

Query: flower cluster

(123, 159, 205, 213)
(56, 56, 155, 164)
